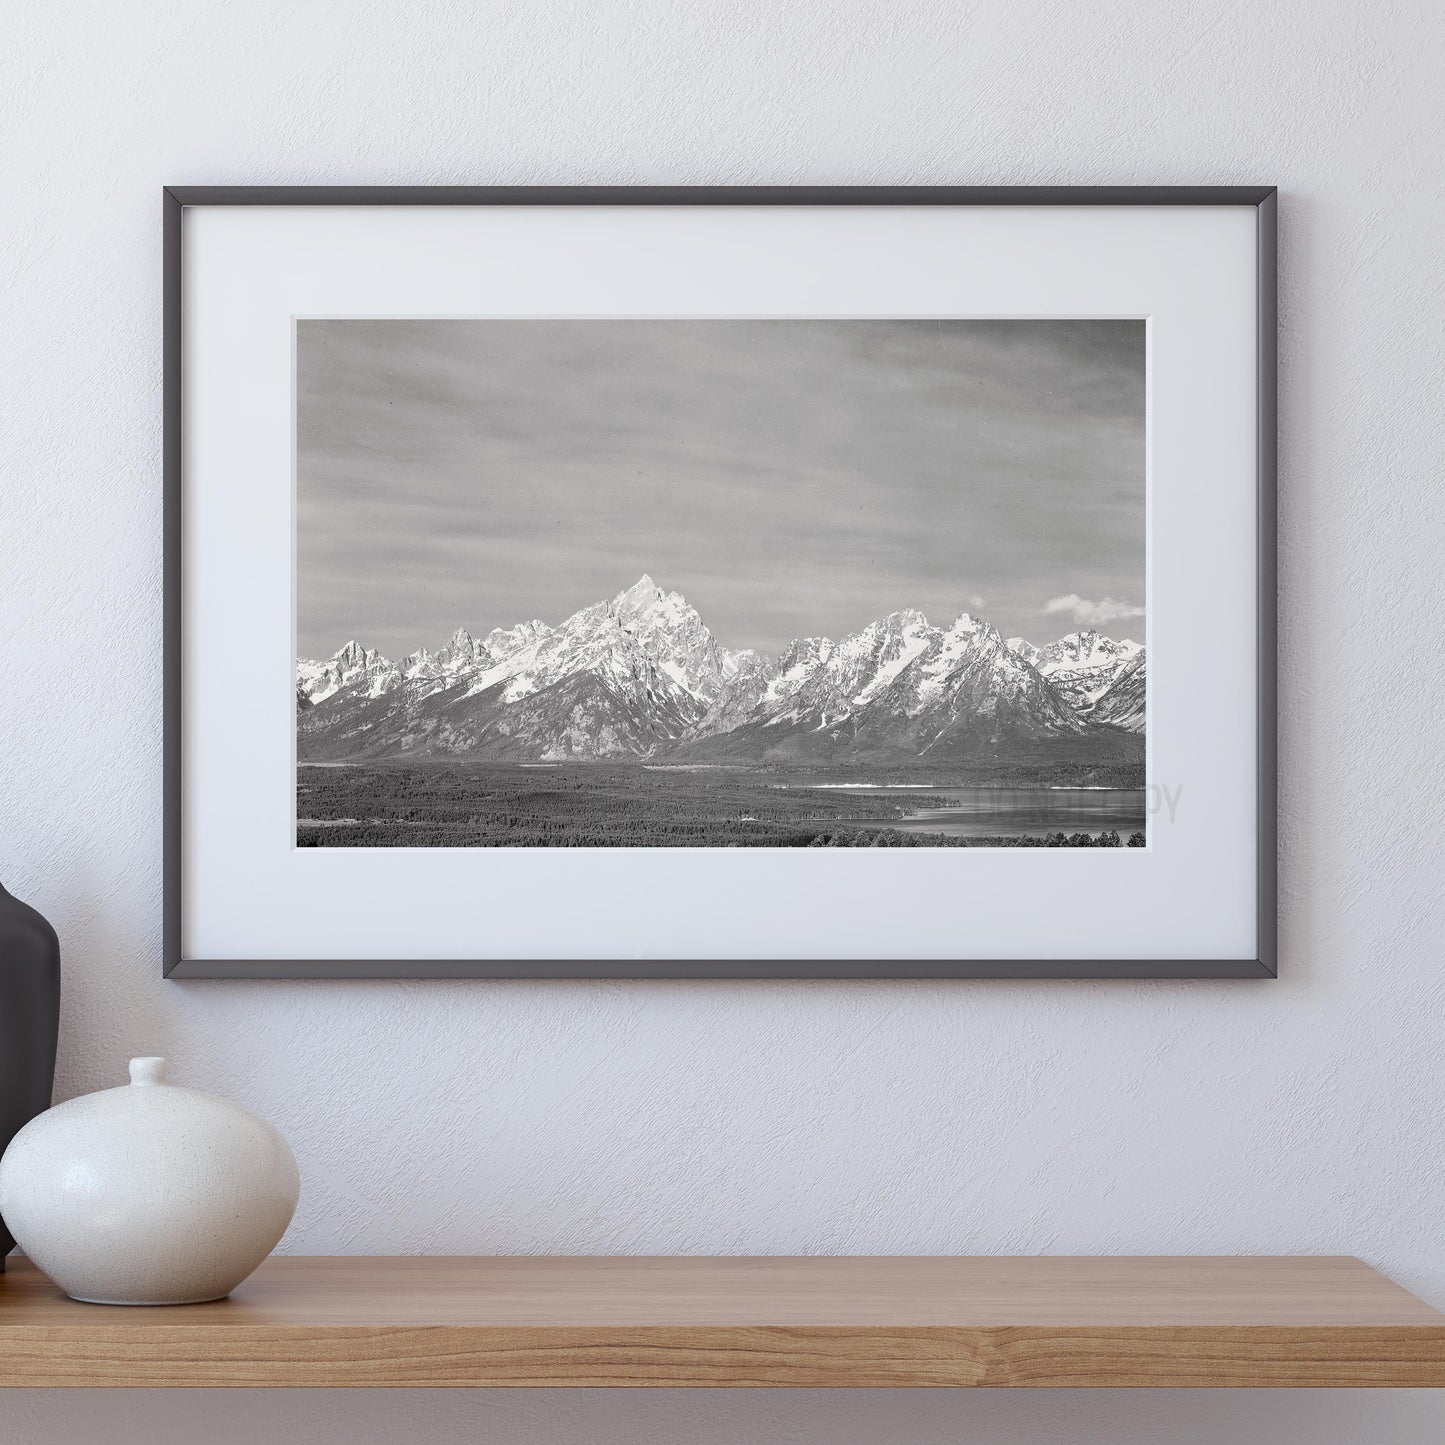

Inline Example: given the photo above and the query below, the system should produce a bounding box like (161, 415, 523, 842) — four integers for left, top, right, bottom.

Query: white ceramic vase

(0, 1057, 299, 1305)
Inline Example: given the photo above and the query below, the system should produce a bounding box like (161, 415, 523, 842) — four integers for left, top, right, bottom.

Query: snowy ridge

(1080, 650, 1147, 733)
(298, 578, 1146, 764)
(1008, 629, 1143, 712)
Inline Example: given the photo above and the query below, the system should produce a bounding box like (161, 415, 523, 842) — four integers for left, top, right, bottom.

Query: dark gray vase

(0, 884, 60, 1268)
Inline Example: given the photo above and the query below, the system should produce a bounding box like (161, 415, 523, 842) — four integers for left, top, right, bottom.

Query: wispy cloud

(298, 319, 1146, 657)
(1044, 593, 1145, 626)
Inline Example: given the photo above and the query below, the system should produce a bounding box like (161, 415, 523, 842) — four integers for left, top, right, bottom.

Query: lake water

(815, 785, 1147, 839)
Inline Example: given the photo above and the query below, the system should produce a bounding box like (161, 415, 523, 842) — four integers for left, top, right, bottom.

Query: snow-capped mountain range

(298, 576, 1145, 765)
(1005, 629, 1144, 711)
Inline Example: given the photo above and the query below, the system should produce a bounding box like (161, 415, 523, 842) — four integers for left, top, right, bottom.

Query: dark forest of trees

(297, 763, 1146, 849)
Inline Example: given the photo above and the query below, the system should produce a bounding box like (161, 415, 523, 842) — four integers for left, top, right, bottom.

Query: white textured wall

(5, 0, 1445, 1439)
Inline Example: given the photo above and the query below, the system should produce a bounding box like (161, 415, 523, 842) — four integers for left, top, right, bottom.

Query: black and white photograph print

(296, 318, 1146, 849)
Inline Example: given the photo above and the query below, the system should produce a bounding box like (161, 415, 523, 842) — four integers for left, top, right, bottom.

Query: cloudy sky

(297, 319, 1145, 660)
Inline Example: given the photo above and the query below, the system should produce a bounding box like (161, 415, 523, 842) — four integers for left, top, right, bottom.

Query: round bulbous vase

(0, 1057, 299, 1305)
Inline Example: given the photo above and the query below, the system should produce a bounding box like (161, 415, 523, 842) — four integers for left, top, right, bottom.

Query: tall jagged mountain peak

(297, 581, 1145, 764)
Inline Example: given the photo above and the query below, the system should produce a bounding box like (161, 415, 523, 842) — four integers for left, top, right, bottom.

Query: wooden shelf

(2, 1255, 1444, 1388)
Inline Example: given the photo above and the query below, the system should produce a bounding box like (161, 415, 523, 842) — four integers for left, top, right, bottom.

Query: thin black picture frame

(163, 185, 1278, 981)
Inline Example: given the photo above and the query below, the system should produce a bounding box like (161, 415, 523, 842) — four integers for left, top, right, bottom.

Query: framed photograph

(165, 186, 1276, 979)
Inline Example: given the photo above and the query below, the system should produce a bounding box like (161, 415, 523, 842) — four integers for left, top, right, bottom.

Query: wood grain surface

(1, 1255, 1442, 1388)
